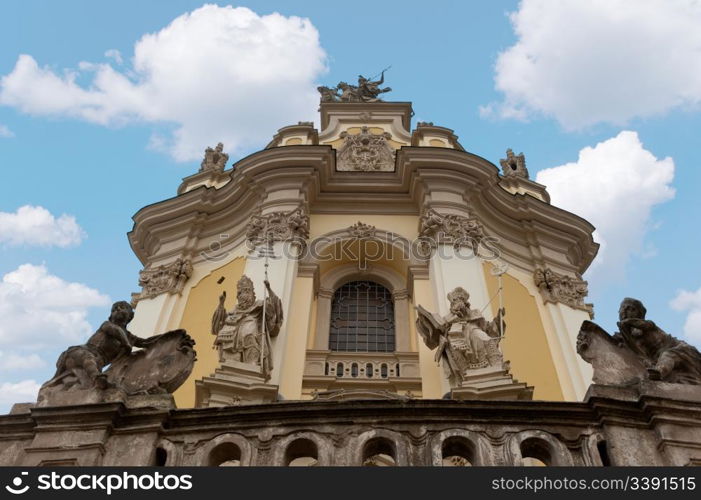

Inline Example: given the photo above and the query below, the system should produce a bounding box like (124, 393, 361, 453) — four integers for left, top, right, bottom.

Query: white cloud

(0, 124, 14, 138)
(0, 264, 110, 350)
(536, 131, 675, 281)
(0, 352, 45, 371)
(483, 0, 701, 128)
(0, 380, 40, 411)
(0, 4, 327, 161)
(104, 49, 123, 65)
(671, 287, 701, 343)
(0, 205, 85, 247)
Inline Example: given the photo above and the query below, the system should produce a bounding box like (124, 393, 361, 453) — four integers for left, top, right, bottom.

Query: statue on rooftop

(200, 142, 229, 172)
(37, 301, 196, 406)
(317, 69, 392, 103)
(577, 297, 701, 385)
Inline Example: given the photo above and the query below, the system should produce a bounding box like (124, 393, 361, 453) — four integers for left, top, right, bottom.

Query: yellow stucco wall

(174, 256, 246, 408)
(411, 278, 444, 398)
(278, 275, 316, 400)
(309, 214, 419, 241)
(482, 262, 564, 401)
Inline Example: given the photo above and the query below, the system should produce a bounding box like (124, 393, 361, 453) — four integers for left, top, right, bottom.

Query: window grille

(329, 280, 395, 352)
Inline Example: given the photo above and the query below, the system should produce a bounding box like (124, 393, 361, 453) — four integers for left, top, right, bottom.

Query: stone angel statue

(211, 275, 283, 381)
(416, 287, 505, 387)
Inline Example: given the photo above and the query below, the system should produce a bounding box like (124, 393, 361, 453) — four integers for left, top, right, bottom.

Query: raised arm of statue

(211, 291, 227, 336)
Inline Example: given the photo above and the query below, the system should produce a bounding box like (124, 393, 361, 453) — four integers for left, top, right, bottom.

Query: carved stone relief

(245, 208, 309, 247)
(418, 208, 484, 249)
(135, 258, 193, 302)
(534, 268, 593, 314)
(348, 221, 376, 239)
(336, 127, 396, 172)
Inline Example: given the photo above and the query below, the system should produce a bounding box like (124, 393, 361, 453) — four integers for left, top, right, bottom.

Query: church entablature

(129, 141, 598, 282)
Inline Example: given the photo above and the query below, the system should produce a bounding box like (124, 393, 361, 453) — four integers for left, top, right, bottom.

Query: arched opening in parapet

(285, 438, 319, 466)
(520, 438, 551, 466)
(154, 447, 168, 466)
(208, 442, 241, 466)
(441, 436, 474, 466)
(330, 280, 395, 353)
(597, 439, 611, 466)
(362, 437, 396, 466)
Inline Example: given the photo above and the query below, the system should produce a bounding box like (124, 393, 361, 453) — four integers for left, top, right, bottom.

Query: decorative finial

(499, 148, 529, 179)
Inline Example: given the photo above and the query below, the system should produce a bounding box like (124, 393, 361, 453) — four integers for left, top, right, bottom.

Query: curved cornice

(128, 144, 598, 275)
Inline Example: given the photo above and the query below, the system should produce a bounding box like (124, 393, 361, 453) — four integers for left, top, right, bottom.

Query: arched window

(329, 280, 395, 352)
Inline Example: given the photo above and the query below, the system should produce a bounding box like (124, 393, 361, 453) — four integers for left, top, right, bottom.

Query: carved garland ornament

(245, 208, 310, 247)
(337, 127, 396, 172)
(134, 258, 193, 303)
(418, 208, 484, 248)
(534, 268, 593, 315)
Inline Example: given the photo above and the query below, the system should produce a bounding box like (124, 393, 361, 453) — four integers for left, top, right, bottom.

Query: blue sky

(1, 0, 700, 410)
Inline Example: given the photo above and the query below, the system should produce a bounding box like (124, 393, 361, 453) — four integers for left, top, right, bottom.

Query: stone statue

(356, 71, 391, 102)
(200, 142, 229, 172)
(577, 298, 701, 385)
(38, 301, 196, 406)
(211, 275, 283, 381)
(416, 287, 505, 387)
(316, 71, 392, 103)
(317, 85, 340, 102)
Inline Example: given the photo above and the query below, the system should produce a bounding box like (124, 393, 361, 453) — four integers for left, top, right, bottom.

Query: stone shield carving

(337, 127, 396, 172)
(105, 329, 196, 394)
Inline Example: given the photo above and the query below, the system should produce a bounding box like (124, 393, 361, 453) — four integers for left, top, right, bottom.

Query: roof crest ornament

(317, 68, 392, 103)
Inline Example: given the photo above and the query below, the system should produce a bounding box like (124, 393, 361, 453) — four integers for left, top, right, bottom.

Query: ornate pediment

(418, 208, 484, 248)
(337, 127, 396, 172)
(534, 268, 593, 314)
(135, 258, 193, 303)
(246, 208, 310, 246)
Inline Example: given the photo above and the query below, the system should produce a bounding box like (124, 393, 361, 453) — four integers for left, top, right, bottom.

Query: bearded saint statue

(211, 275, 283, 381)
(416, 287, 505, 387)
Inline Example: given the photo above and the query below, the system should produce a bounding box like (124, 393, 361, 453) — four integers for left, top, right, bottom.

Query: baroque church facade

(1, 78, 700, 467)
